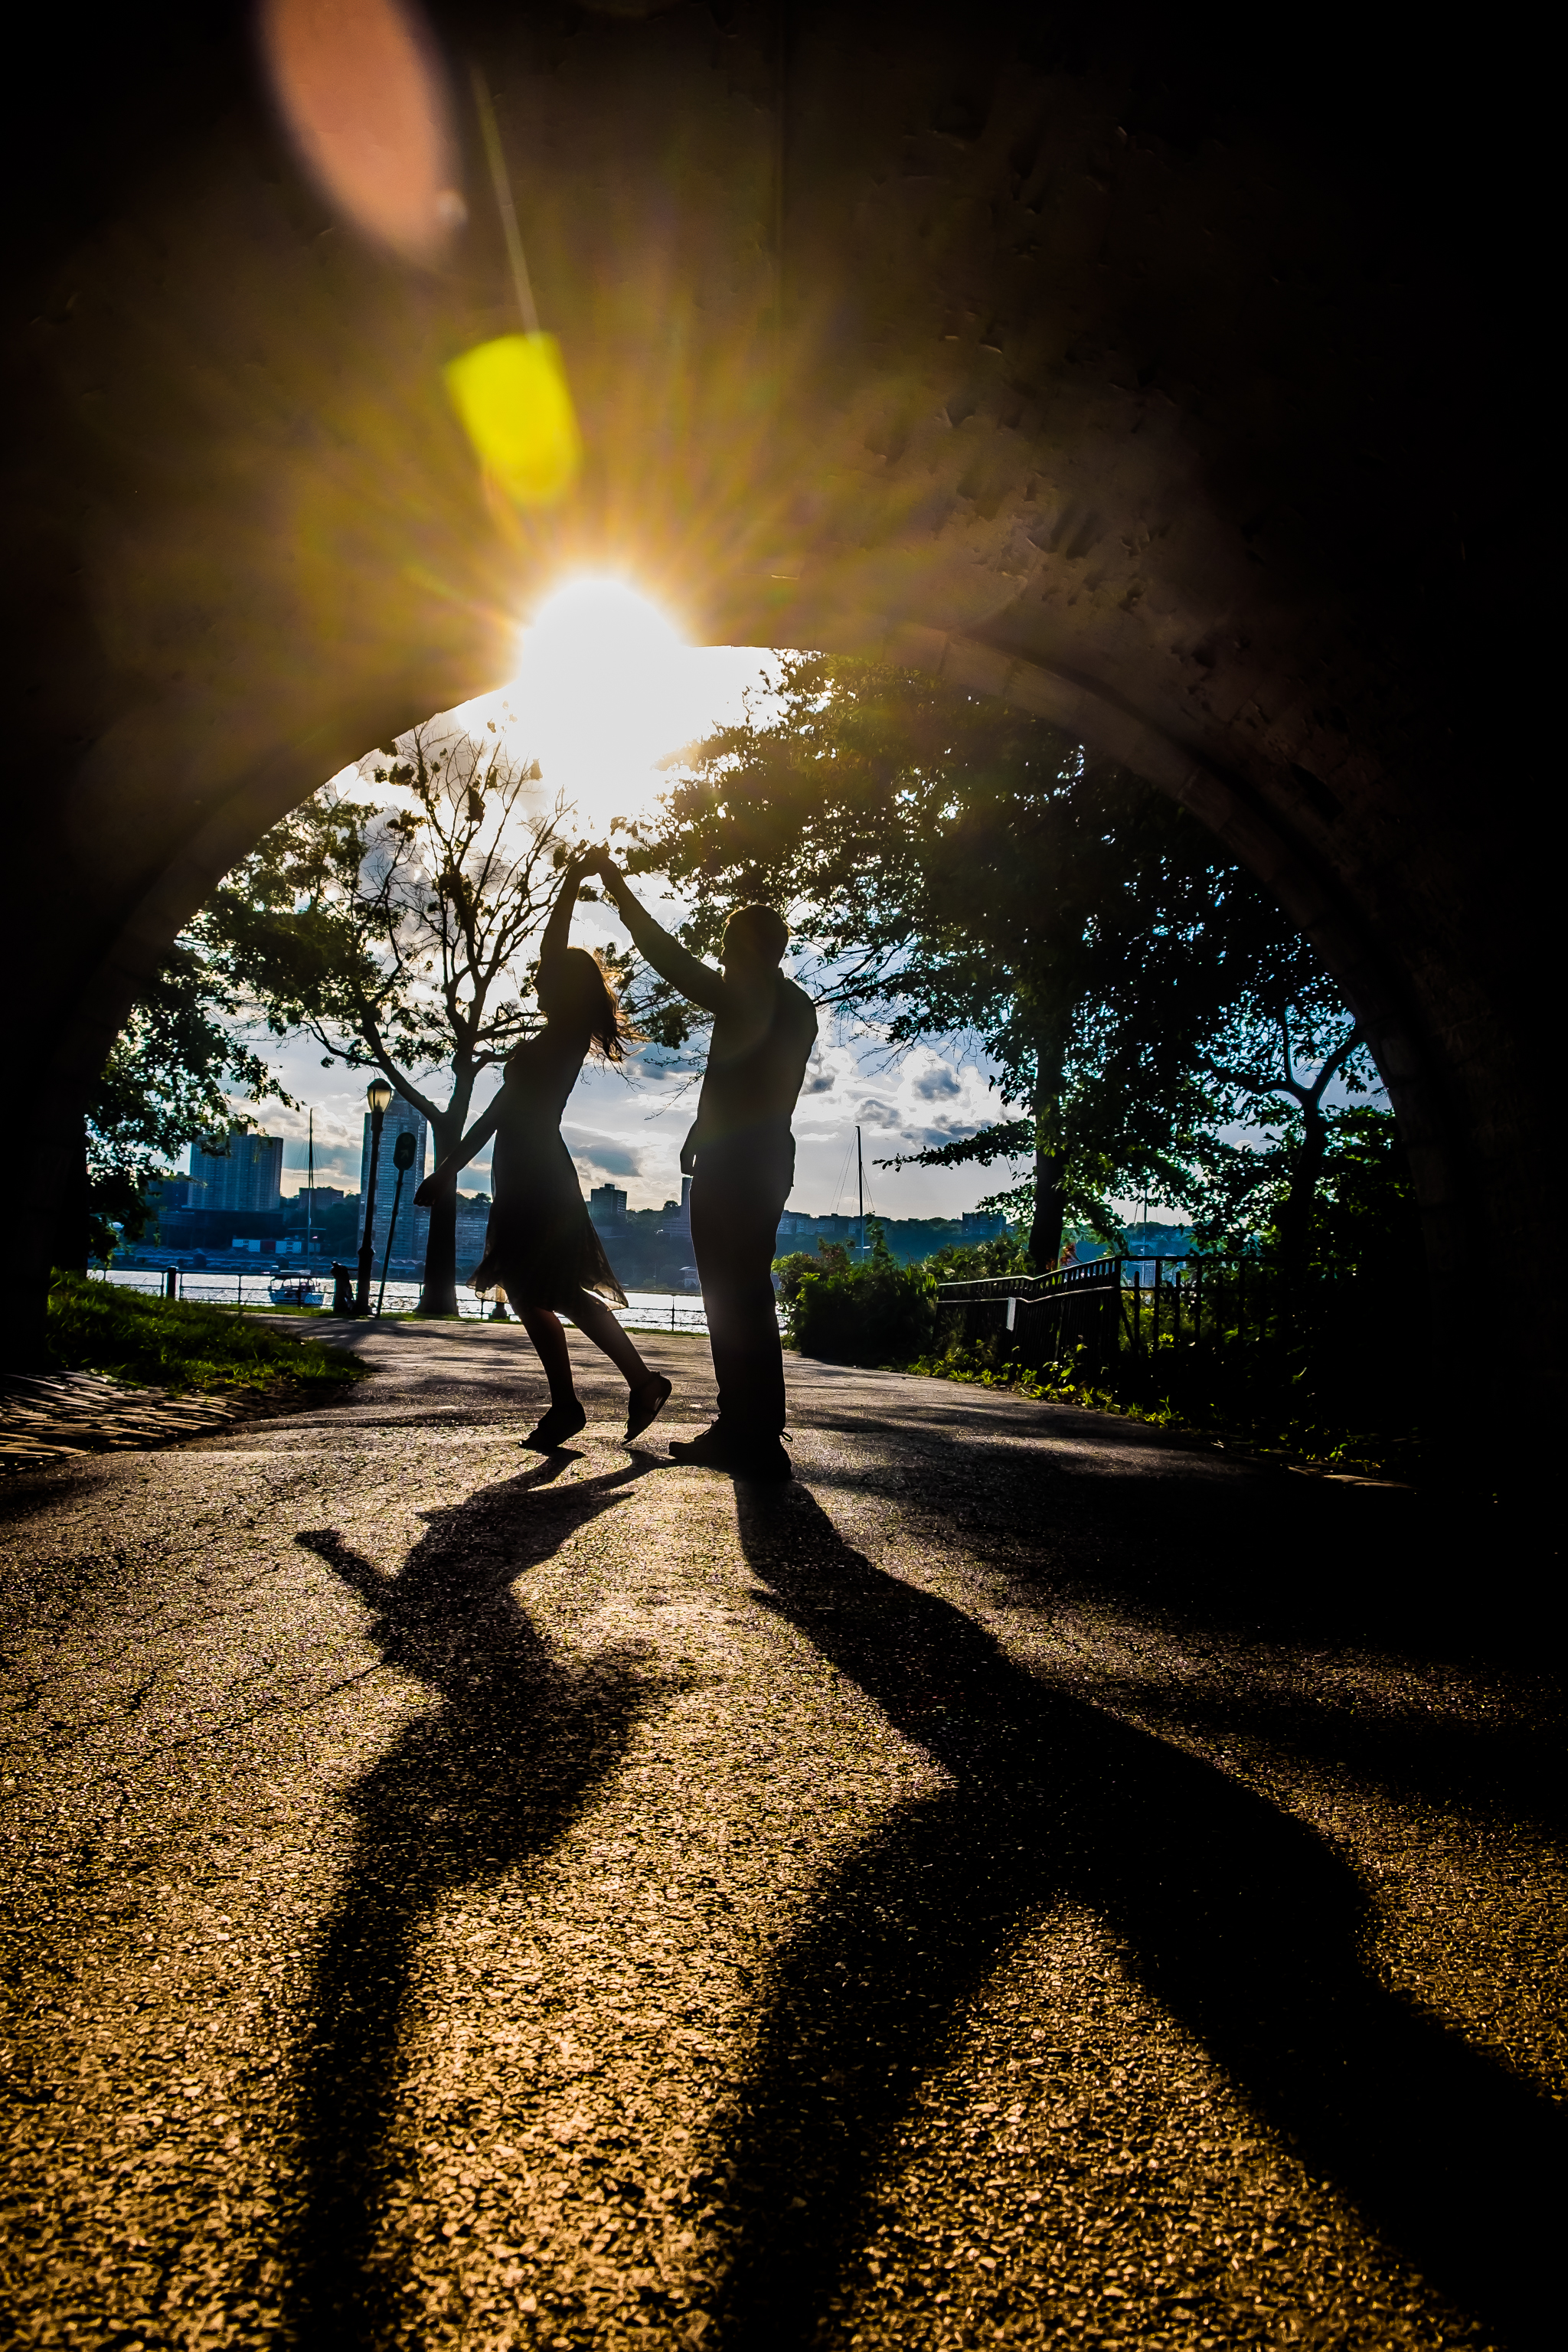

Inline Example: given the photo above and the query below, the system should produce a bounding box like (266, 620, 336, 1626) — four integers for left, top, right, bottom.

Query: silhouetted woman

(416, 855, 671, 1450)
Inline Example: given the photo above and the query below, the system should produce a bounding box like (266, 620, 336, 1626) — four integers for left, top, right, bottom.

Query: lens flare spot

(443, 334, 583, 506)
(262, 0, 458, 261)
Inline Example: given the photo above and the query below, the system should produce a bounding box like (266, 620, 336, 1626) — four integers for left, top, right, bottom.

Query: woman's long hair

(549, 945, 636, 1062)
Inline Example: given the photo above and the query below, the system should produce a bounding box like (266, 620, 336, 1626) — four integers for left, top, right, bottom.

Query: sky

(238, 576, 1030, 1221)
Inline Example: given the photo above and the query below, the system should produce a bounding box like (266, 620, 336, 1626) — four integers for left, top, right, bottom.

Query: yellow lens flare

(444, 332, 583, 507)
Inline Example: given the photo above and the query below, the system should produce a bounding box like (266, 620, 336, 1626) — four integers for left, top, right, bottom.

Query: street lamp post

(356, 1077, 395, 1315)
(376, 1127, 417, 1318)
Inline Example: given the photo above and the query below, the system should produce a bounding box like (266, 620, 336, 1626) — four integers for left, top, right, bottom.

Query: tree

(201, 721, 605, 1313)
(1191, 1012, 1366, 1278)
(77, 946, 285, 1267)
(629, 655, 1379, 1266)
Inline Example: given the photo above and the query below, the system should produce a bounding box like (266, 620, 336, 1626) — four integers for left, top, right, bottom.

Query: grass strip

(47, 1276, 368, 1397)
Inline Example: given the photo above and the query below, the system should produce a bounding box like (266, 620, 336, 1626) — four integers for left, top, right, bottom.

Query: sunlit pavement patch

(0, 1324, 1555, 2348)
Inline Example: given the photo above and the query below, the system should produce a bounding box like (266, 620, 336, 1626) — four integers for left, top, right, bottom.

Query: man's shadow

(287, 1452, 665, 2346)
(713, 1481, 1557, 2350)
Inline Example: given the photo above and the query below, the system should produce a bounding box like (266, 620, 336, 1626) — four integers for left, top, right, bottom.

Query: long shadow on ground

(808, 1434, 1565, 1837)
(287, 1452, 665, 2347)
(711, 1478, 1558, 2350)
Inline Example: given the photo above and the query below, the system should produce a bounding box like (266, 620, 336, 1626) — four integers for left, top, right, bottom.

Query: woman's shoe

(521, 1399, 587, 1452)
(625, 1373, 673, 1442)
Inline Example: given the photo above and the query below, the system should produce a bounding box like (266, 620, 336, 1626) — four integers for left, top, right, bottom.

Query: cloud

(910, 1063, 962, 1100)
(563, 1125, 648, 1181)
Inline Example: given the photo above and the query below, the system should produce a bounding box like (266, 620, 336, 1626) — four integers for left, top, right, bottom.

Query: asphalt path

(1, 1322, 1560, 2350)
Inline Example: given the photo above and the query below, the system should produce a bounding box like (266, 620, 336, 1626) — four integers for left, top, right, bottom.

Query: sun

(517, 577, 684, 684)
(501, 577, 763, 833)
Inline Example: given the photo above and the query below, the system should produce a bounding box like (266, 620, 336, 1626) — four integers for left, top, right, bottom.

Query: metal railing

(935, 1253, 1289, 1368)
(85, 1267, 742, 1338)
(938, 1259, 1122, 1306)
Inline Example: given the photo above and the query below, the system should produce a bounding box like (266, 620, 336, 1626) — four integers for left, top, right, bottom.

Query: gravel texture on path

(0, 1321, 1559, 2352)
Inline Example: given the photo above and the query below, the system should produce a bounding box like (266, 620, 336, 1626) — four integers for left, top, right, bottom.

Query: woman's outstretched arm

(413, 1092, 507, 1207)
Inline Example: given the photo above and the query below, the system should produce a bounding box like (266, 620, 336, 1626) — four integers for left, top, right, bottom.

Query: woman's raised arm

(537, 853, 590, 979)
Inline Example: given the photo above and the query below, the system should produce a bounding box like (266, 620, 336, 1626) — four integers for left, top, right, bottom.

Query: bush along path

(1, 1278, 367, 1472)
(774, 1227, 1419, 1481)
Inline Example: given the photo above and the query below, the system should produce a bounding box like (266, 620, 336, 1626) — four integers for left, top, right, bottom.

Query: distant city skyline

(189, 1130, 284, 1217)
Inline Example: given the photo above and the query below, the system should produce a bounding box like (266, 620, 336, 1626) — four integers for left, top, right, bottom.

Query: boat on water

(269, 1270, 325, 1308)
(270, 1122, 327, 1308)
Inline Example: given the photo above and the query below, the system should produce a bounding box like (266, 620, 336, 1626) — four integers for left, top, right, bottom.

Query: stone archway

(5, 1, 1538, 1426)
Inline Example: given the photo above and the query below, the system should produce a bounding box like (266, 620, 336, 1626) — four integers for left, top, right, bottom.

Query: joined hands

(562, 845, 620, 888)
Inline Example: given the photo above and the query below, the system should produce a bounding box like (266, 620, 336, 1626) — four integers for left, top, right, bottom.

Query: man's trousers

(689, 1125, 795, 1439)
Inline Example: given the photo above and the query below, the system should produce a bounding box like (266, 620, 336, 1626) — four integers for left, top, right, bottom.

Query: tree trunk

(417, 1109, 466, 1316)
(3, 1093, 80, 1373)
(1026, 1035, 1066, 1270)
(1277, 1098, 1328, 1287)
(1029, 1136, 1066, 1269)
(54, 1119, 92, 1276)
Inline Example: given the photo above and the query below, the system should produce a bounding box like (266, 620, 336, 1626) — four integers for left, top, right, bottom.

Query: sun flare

(518, 575, 685, 677)
(498, 577, 767, 832)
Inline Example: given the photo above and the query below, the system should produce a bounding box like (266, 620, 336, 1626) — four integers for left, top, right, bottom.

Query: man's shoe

(729, 1438, 792, 1482)
(521, 1399, 587, 1452)
(668, 1424, 792, 1481)
(668, 1422, 733, 1467)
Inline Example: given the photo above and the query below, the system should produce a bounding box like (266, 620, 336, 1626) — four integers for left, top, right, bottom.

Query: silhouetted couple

(417, 851, 816, 1480)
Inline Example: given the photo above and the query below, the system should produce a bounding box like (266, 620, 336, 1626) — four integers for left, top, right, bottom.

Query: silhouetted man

(592, 858, 816, 1478)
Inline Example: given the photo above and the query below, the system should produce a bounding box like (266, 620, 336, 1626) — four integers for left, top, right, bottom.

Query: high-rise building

(190, 1129, 284, 1216)
(453, 1192, 492, 1276)
(588, 1183, 628, 1229)
(358, 1096, 430, 1268)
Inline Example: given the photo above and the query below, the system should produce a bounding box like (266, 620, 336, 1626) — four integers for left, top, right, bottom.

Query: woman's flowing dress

(468, 1029, 626, 1310)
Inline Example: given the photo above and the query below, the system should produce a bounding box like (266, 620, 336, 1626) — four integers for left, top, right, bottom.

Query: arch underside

(4, 0, 1535, 1389)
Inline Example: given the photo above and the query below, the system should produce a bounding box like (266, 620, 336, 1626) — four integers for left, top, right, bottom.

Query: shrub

(776, 1221, 937, 1367)
(921, 1232, 1034, 1283)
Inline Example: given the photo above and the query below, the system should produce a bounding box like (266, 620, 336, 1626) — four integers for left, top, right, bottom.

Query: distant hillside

(775, 1213, 1007, 1267)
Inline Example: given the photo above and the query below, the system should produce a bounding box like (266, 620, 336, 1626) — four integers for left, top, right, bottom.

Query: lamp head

(366, 1077, 394, 1116)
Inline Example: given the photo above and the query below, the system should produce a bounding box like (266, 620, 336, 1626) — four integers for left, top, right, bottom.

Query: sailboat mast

(857, 1125, 864, 1253)
(306, 1112, 315, 1261)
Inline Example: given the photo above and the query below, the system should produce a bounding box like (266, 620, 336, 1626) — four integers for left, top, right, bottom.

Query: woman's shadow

(714, 1481, 1557, 2350)
(287, 1451, 665, 2346)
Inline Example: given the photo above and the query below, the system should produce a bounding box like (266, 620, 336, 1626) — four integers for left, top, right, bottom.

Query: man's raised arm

(591, 856, 727, 1015)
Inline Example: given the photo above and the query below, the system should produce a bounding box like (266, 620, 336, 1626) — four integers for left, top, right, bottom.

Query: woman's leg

(570, 1292, 672, 1440)
(518, 1307, 578, 1409)
(567, 1291, 651, 1387)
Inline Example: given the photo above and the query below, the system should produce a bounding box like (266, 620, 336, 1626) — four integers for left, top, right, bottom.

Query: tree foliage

(82, 946, 285, 1263)
(630, 655, 1382, 1267)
